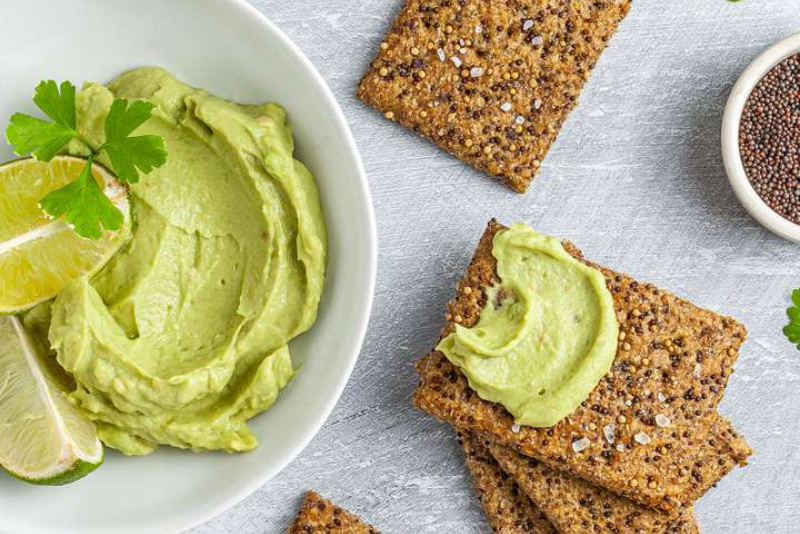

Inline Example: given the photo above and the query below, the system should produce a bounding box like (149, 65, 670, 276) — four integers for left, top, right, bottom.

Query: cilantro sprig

(5, 80, 166, 239)
(783, 288, 800, 349)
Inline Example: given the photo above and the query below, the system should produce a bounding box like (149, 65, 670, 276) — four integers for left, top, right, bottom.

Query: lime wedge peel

(0, 316, 103, 485)
(0, 156, 130, 314)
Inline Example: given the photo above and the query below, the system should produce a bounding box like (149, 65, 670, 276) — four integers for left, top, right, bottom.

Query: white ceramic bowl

(0, 1, 376, 533)
(721, 31, 800, 243)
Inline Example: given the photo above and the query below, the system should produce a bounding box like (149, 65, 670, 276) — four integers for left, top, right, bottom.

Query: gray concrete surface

(191, 1, 800, 532)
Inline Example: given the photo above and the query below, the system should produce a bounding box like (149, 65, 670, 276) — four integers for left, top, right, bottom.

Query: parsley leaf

(784, 288, 800, 349)
(5, 81, 79, 160)
(39, 155, 124, 240)
(34, 80, 77, 128)
(101, 99, 167, 184)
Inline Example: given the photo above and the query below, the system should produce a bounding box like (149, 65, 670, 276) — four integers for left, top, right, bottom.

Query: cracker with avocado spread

(357, 0, 632, 192)
(459, 432, 557, 534)
(413, 220, 751, 513)
(288, 491, 382, 534)
(487, 439, 700, 534)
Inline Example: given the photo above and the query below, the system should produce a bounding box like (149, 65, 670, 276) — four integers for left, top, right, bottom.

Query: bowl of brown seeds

(722, 31, 800, 243)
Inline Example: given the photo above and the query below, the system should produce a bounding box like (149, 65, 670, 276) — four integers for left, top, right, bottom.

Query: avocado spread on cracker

(27, 67, 327, 455)
(437, 223, 617, 427)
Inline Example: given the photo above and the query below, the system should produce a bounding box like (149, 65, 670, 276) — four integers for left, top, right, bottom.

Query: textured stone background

(192, 1, 800, 532)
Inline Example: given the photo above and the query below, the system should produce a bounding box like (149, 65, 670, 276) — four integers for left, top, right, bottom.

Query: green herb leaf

(5, 81, 79, 160)
(783, 288, 800, 349)
(6, 114, 76, 161)
(102, 99, 167, 184)
(39, 156, 124, 240)
(34, 80, 77, 128)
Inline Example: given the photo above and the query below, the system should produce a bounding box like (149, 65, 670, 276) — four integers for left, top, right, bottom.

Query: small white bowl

(722, 32, 800, 243)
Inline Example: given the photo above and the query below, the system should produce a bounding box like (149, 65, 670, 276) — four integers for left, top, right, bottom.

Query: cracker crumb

(531, 35, 544, 46)
(572, 437, 591, 453)
(634, 432, 652, 446)
(470, 67, 484, 78)
(603, 424, 616, 444)
(452, 56, 463, 68)
(655, 414, 672, 428)
(290, 491, 381, 533)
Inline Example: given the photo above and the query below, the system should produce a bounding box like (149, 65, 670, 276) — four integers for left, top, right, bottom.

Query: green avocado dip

(26, 67, 327, 455)
(437, 224, 618, 428)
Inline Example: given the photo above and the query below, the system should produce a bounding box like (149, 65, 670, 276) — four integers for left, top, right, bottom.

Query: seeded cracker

(357, 0, 632, 192)
(487, 440, 699, 534)
(413, 221, 751, 513)
(288, 491, 383, 534)
(459, 432, 557, 534)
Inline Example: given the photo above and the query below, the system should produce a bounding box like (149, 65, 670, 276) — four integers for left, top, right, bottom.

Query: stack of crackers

(413, 221, 751, 534)
(358, 0, 633, 192)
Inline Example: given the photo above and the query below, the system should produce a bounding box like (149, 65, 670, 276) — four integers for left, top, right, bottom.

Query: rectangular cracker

(357, 0, 633, 192)
(287, 491, 382, 534)
(413, 220, 752, 513)
(459, 432, 557, 534)
(487, 439, 700, 534)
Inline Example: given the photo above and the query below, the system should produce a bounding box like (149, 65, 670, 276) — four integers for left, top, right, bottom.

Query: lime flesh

(0, 156, 129, 314)
(0, 315, 103, 485)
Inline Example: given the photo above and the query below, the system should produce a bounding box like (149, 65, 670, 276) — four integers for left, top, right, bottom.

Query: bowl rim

(721, 31, 800, 243)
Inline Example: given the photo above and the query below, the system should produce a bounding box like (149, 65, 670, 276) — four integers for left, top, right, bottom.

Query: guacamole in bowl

(27, 67, 327, 455)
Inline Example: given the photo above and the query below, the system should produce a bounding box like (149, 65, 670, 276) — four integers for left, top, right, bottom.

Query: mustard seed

(740, 53, 800, 223)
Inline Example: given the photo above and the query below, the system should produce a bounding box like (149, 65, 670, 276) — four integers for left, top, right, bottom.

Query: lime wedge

(0, 156, 129, 314)
(0, 315, 103, 485)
